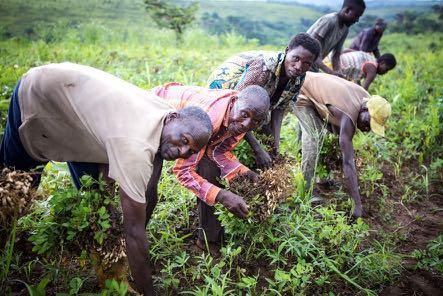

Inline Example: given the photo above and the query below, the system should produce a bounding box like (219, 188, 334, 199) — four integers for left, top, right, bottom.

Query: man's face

(227, 99, 268, 136)
(342, 6, 365, 27)
(374, 24, 385, 34)
(284, 46, 316, 79)
(377, 62, 390, 75)
(160, 115, 209, 160)
(357, 105, 371, 132)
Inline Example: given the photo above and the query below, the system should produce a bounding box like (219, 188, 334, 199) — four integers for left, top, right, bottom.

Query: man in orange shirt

(148, 83, 270, 251)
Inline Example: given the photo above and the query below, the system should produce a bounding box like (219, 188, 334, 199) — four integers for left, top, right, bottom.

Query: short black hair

(342, 0, 366, 9)
(287, 33, 321, 60)
(238, 85, 270, 109)
(377, 53, 397, 69)
(179, 106, 212, 136)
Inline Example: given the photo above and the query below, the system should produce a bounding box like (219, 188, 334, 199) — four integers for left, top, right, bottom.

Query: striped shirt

(338, 51, 377, 82)
(151, 83, 250, 205)
(207, 51, 305, 112)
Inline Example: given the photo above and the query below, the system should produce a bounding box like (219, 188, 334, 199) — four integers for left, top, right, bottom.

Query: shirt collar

(222, 95, 237, 128)
(274, 52, 286, 78)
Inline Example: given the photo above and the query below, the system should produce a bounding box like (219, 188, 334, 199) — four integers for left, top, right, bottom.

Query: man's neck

(337, 11, 346, 28)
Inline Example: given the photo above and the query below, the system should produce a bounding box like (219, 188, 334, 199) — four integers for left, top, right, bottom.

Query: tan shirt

(298, 72, 369, 127)
(18, 62, 174, 203)
(307, 13, 349, 59)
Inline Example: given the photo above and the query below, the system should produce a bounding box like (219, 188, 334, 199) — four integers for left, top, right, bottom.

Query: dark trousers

(196, 157, 224, 243)
(0, 81, 99, 189)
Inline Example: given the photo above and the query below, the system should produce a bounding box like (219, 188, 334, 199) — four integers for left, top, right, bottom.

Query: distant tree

(144, 0, 198, 42)
(431, 5, 443, 20)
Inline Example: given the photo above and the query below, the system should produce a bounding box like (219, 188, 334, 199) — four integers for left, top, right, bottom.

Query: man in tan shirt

(0, 62, 213, 295)
(294, 72, 391, 218)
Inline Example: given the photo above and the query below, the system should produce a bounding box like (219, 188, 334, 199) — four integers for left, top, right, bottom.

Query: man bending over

(207, 33, 320, 168)
(307, 0, 366, 74)
(0, 62, 212, 295)
(337, 51, 397, 90)
(150, 83, 270, 252)
(294, 72, 391, 218)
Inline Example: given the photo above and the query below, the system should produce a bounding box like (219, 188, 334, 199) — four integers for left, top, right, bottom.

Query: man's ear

(285, 46, 289, 54)
(164, 112, 179, 124)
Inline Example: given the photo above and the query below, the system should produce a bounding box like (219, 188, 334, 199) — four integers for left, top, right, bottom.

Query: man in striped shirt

(337, 51, 397, 90)
(149, 83, 270, 251)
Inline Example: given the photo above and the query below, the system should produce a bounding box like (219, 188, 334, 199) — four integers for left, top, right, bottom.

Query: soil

(316, 160, 443, 295)
(2, 158, 442, 295)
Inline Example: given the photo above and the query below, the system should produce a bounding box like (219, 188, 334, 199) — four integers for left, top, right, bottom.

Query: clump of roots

(0, 168, 39, 230)
(81, 201, 127, 286)
(90, 236, 128, 288)
(229, 155, 295, 222)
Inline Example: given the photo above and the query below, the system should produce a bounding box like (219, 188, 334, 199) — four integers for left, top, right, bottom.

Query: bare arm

(270, 107, 285, 154)
(311, 33, 334, 74)
(332, 32, 347, 72)
(331, 50, 341, 72)
(373, 48, 380, 59)
(329, 106, 363, 217)
(362, 64, 377, 91)
(120, 190, 153, 295)
(144, 152, 164, 228)
(244, 132, 272, 169)
(342, 48, 356, 54)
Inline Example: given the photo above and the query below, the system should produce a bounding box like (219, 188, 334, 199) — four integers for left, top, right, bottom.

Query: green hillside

(0, 0, 436, 45)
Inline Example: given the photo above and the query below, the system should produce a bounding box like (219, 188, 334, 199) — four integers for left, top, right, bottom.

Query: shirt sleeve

(309, 15, 333, 39)
(359, 30, 374, 52)
(206, 134, 250, 181)
(106, 138, 155, 204)
(332, 31, 347, 56)
(172, 147, 221, 206)
(234, 57, 270, 91)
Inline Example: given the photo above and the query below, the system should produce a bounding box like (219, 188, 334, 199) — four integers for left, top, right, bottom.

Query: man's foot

(196, 239, 221, 258)
(316, 179, 339, 189)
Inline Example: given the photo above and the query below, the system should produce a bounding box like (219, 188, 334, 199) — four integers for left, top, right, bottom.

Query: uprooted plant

(228, 155, 296, 222)
(0, 168, 40, 240)
(28, 175, 127, 287)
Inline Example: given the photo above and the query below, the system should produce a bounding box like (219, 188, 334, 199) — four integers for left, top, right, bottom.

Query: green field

(0, 0, 434, 44)
(0, 1, 442, 295)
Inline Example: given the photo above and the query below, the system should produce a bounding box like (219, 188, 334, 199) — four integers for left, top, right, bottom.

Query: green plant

(144, 0, 199, 42)
(412, 235, 443, 273)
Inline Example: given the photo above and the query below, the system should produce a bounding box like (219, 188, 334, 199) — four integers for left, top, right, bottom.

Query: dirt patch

(317, 159, 443, 295)
(381, 269, 443, 296)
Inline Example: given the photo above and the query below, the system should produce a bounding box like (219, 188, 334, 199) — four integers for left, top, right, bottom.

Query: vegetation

(0, 1, 442, 295)
(0, 0, 437, 45)
(144, 0, 198, 42)
(390, 5, 443, 34)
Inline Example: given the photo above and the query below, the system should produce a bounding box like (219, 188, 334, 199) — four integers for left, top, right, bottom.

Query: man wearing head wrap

(348, 18, 387, 58)
(293, 72, 391, 218)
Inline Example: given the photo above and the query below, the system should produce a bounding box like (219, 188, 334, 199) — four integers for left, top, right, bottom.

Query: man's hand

(216, 190, 249, 219)
(352, 205, 363, 218)
(241, 170, 259, 183)
(333, 71, 345, 78)
(254, 148, 272, 169)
